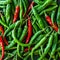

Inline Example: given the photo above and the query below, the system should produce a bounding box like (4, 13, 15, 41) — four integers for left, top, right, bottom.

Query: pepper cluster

(0, 0, 60, 60)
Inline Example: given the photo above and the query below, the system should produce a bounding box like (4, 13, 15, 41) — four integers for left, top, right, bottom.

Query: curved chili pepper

(25, 16, 32, 43)
(0, 25, 8, 45)
(0, 20, 8, 28)
(0, 36, 4, 60)
(27, 1, 35, 14)
(45, 13, 58, 32)
(38, 32, 54, 60)
(13, 6, 20, 23)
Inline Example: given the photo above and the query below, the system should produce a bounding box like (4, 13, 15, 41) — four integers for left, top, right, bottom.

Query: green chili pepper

(39, 5, 58, 15)
(3, 8, 6, 17)
(41, 18, 50, 33)
(34, 1, 57, 10)
(5, 40, 16, 50)
(13, 21, 21, 38)
(31, 31, 52, 60)
(3, 47, 16, 51)
(12, 27, 48, 47)
(32, 16, 39, 32)
(17, 27, 22, 39)
(6, 4, 11, 25)
(23, 52, 30, 57)
(23, 52, 31, 60)
(55, 54, 59, 60)
(12, 55, 16, 60)
(4, 54, 13, 60)
(40, 45, 44, 55)
(20, 0, 23, 24)
(32, 16, 36, 25)
(51, 10, 56, 24)
(13, 20, 24, 59)
(0, 6, 5, 8)
(5, 1, 58, 59)
(24, 49, 42, 60)
(49, 32, 58, 60)
(4, 22, 15, 37)
(51, 2, 57, 5)
(13, 0, 17, 7)
(38, 49, 42, 56)
(0, 0, 12, 5)
(12, 50, 17, 56)
(32, 6, 44, 29)
(0, 19, 8, 28)
(24, 49, 41, 60)
(17, 44, 23, 59)
(37, 0, 52, 13)
(12, 29, 30, 47)
(33, 34, 44, 44)
(38, 31, 54, 60)
(19, 25, 27, 42)
(12, 21, 30, 47)
(0, 13, 5, 23)
(36, 22, 41, 30)
(7, 31, 12, 36)
(21, 46, 24, 53)
(32, 23, 39, 32)
(29, 27, 49, 45)
(5, 21, 21, 37)
(57, 5, 60, 34)
(33, 0, 44, 4)
(33, 28, 36, 34)
(24, 0, 28, 8)
(22, 0, 27, 16)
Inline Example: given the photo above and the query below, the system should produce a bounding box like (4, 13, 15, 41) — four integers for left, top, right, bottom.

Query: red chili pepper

(0, 25, 8, 45)
(52, 23, 58, 32)
(27, 1, 35, 14)
(45, 13, 53, 26)
(45, 13, 58, 32)
(24, 47, 32, 52)
(0, 26, 4, 35)
(0, 36, 4, 60)
(25, 16, 32, 43)
(3, 37, 8, 46)
(13, 6, 20, 23)
(24, 2, 35, 18)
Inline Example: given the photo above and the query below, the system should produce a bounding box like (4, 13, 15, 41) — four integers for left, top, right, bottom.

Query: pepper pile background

(0, 0, 60, 60)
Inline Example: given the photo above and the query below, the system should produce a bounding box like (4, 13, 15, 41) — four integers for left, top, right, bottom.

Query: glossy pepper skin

(0, 36, 4, 60)
(13, 6, 20, 23)
(25, 16, 32, 43)
(52, 23, 58, 32)
(45, 13, 53, 26)
(45, 13, 58, 32)
(0, 25, 8, 45)
(6, 4, 11, 25)
(32, 6, 44, 29)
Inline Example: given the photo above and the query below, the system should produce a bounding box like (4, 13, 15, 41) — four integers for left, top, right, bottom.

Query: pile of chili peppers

(0, 0, 60, 60)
